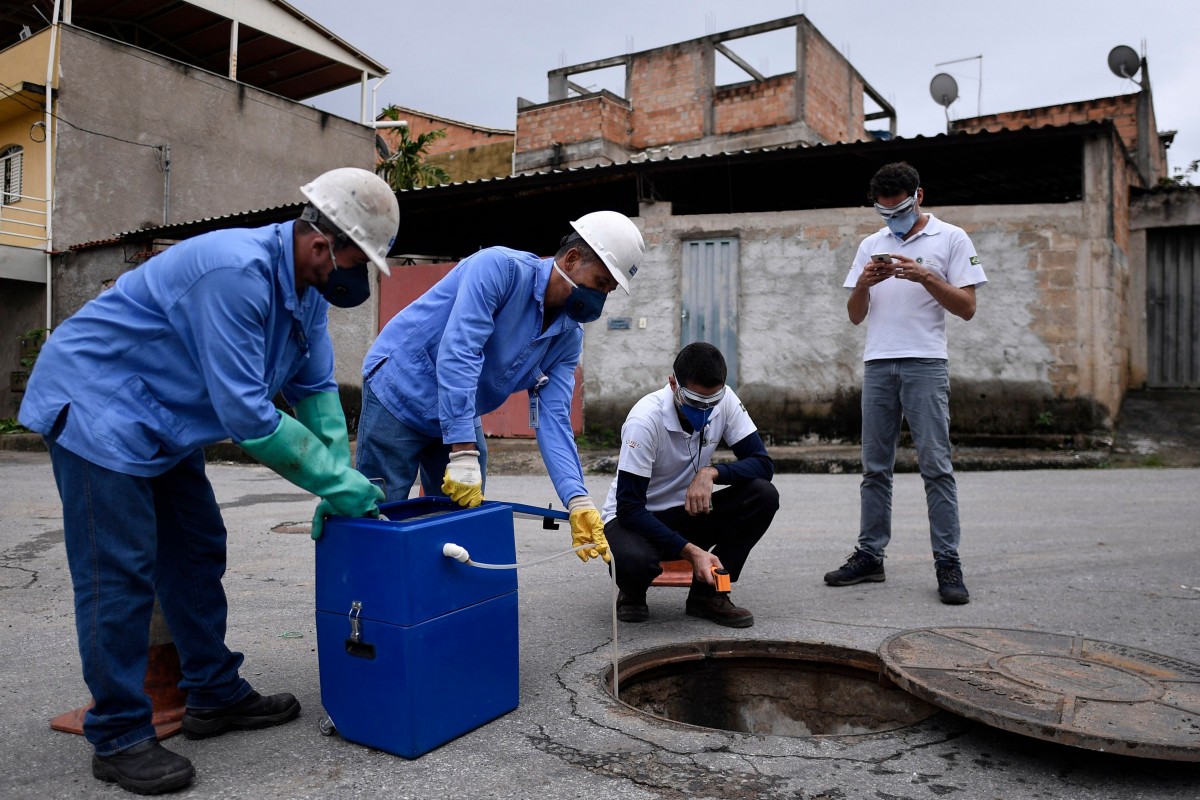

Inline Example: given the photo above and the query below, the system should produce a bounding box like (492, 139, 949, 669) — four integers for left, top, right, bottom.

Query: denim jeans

(355, 382, 488, 503)
(858, 358, 961, 564)
(47, 443, 250, 755)
(603, 479, 780, 596)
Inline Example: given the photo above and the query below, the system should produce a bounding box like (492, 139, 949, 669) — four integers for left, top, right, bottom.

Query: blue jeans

(355, 382, 488, 504)
(857, 358, 961, 564)
(47, 442, 250, 755)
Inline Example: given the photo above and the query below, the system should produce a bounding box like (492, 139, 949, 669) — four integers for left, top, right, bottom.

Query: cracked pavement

(0, 450, 1197, 798)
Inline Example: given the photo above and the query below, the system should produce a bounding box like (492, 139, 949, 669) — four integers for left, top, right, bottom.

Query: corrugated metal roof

(82, 121, 1116, 256)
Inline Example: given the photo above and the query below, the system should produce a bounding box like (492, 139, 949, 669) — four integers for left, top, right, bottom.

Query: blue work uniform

(19, 221, 334, 475)
(362, 246, 587, 503)
(17, 220, 334, 755)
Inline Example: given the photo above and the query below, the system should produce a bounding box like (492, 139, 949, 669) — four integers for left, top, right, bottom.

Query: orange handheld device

(711, 566, 731, 593)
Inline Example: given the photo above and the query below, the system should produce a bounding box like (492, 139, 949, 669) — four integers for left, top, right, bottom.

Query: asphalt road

(1, 451, 1197, 799)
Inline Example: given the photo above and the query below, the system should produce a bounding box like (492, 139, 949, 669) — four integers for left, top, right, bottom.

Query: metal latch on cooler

(344, 600, 376, 660)
(348, 601, 363, 642)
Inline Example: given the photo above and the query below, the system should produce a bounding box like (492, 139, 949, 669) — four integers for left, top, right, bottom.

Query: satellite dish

(929, 73, 958, 107)
(1107, 45, 1141, 80)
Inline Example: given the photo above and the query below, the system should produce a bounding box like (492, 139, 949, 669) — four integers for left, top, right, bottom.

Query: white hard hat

(569, 211, 645, 293)
(300, 167, 399, 276)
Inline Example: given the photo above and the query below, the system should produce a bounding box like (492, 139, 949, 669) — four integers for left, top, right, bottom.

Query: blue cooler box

(315, 497, 519, 758)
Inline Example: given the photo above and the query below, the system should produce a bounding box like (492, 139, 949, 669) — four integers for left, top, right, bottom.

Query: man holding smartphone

(825, 162, 987, 604)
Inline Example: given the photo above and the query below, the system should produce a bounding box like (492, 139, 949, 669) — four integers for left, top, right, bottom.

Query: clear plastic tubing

(443, 542, 621, 699)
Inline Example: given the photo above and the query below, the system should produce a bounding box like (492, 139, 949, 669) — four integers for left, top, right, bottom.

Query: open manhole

(605, 639, 938, 737)
(604, 631, 1200, 761)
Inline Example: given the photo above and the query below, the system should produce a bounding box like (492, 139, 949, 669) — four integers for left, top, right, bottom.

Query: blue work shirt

(19, 221, 335, 477)
(364, 246, 587, 503)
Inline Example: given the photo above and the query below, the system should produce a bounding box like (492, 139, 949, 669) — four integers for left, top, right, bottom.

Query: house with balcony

(0, 0, 388, 416)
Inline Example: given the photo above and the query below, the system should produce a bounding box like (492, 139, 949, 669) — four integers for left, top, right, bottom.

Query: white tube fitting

(442, 543, 470, 563)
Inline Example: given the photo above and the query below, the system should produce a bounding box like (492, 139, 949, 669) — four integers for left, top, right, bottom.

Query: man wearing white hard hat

(358, 210, 645, 566)
(18, 167, 399, 794)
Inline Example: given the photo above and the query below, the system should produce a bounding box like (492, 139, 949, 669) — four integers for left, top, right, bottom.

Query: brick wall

(628, 42, 709, 148)
(713, 75, 796, 135)
(379, 110, 515, 181)
(515, 93, 631, 152)
(381, 110, 513, 157)
(802, 32, 858, 143)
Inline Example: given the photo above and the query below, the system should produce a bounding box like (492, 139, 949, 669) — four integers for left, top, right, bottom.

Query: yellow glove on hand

(442, 449, 484, 508)
(567, 496, 611, 564)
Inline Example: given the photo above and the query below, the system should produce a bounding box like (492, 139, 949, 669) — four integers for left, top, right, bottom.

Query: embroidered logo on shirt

(970, 255, 980, 265)
(626, 439, 641, 449)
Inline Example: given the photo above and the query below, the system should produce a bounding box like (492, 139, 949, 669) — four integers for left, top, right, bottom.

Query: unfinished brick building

(514, 15, 895, 174)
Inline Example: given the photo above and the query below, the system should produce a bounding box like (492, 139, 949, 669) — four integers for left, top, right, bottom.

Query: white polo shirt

(600, 385, 757, 522)
(843, 214, 987, 360)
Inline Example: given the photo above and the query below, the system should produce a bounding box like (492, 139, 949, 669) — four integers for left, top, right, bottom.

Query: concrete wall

(584, 182, 1130, 440)
(51, 26, 374, 250)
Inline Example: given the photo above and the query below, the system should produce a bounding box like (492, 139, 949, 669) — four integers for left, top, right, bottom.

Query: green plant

(1034, 411, 1055, 429)
(18, 327, 49, 368)
(375, 108, 452, 190)
(1158, 158, 1199, 188)
(575, 428, 621, 449)
(0, 417, 29, 435)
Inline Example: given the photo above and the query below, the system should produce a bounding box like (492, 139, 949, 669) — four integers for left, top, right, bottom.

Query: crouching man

(600, 342, 779, 627)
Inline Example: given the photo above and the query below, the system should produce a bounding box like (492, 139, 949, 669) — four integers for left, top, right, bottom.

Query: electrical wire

(0, 78, 161, 150)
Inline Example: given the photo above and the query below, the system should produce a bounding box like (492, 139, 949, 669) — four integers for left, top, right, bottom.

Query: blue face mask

(875, 192, 920, 238)
(320, 263, 370, 308)
(885, 210, 919, 238)
(678, 403, 712, 432)
(554, 261, 607, 324)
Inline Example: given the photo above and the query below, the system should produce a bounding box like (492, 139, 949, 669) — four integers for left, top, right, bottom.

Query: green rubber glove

(567, 496, 611, 564)
(239, 411, 383, 539)
(293, 391, 351, 469)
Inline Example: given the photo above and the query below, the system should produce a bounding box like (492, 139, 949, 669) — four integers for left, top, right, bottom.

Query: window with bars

(2, 145, 23, 205)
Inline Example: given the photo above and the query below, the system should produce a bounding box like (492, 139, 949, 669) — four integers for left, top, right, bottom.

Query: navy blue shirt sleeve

(614, 469, 689, 557)
(712, 431, 774, 484)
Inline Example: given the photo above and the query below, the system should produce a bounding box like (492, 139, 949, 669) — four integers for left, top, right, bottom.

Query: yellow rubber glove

(442, 449, 484, 508)
(567, 496, 611, 564)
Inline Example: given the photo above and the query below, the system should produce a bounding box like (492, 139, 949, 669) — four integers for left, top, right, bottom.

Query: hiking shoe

(824, 550, 885, 586)
(685, 590, 754, 628)
(92, 739, 194, 795)
(181, 689, 300, 740)
(616, 591, 649, 623)
(936, 561, 970, 605)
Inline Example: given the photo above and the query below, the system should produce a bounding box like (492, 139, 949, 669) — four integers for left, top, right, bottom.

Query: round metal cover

(879, 627, 1200, 761)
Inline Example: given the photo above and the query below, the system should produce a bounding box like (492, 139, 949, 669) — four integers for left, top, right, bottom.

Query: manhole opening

(605, 640, 938, 737)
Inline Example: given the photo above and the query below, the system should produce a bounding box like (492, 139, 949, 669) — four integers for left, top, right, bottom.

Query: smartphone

(870, 253, 893, 264)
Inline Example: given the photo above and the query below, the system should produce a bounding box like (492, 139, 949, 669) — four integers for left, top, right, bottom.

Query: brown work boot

(685, 589, 754, 628)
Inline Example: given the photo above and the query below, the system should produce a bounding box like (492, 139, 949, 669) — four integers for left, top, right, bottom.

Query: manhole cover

(880, 627, 1200, 761)
(606, 640, 938, 737)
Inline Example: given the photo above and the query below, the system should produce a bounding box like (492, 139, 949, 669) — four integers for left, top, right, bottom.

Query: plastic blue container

(315, 497, 519, 758)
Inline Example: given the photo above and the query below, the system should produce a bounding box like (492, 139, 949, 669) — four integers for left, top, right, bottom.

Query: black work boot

(685, 585, 754, 628)
(935, 560, 970, 605)
(824, 550, 885, 586)
(92, 739, 195, 795)
(181, 689, 300, 740)
(616, 590, 649, 622)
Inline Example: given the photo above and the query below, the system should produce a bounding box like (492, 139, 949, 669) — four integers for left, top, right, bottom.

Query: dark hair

(868, 162, 920, 201)
(673, 342, 727, 388)
(299, 205, 351, 250)
(555, 232, 600, 265)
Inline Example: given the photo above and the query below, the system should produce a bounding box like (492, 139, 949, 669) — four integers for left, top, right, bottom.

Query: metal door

(1146, 227, 1199, 388)
(681, 238, 739, 388)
